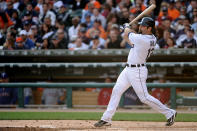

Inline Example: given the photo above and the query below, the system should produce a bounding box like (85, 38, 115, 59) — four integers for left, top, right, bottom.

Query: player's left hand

(123, 23, 130, 29)
(120, 23, 130, 32)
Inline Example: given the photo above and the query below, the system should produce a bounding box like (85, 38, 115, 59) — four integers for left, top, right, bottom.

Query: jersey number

(146, 41, 155, 60)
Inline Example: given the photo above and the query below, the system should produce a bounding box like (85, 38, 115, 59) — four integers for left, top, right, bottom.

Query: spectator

(162, 18, 176, 38)
(174, 0, 182, 11)
(78, 26, 90, 45)
(82, 13, 94, 29)
(157, 6, 172, 26)
(5, 0, 17, 18)
(130, 3, 146, 16)
(81, 2, 94, 23)
(24, 88, 33, 105)
(178, 7, 189, 20)
(104, 29, 122, 49)
(20, 3, 38, 22)
(68, 16, 80, 40)
(53, 0, 64, 12)
(157, 17, 175, 40)
(0, 72, 18, 105)
(101, 3, 112, 18)
(3, 31, 16, 50)
(41, 36, 50, 49)
(49, 29, 68, 49)
(0, 0, 7, 11)
(68, 37, 88, 50)
(191, 15, 197, 36)
(172, 15, 186, 34)
(35, 0, 44, 15)
(115, 1, 126, 13)
(151, 77, 170, 104)
(106, 13, 118, 26)
(91, 8, 106, 28)
(166, 37, 176, 49)
(16, 0, 29, 13)
(41, 77, 66, 105)
(71, 0, 87, 10)
(89, 35, 105, 50)
(41, 88, 62, 105)
(176, 25, 191, 46)
(12, 0, 20, 10)
(15, 30, 35, 49)
(15, 37, 25, 49)
(11, 10, 22, 29)
(0, 10, 14, 33)
(121, 0, 131, 9)
(56, 4, 72, 27)
(190, 8, 197, 24)
(117, 7, 129, 25)
(105, 0, 116, 13)
(157, 30, 171, 48)
(167, 0, 180, 20)
(84, 0, 101, 10)
(29, 25, 43, 49)
(86, 19, 107, 40)
(39, 3, 56, 26)
(43, 16, 54, 30)
(97, 77, 113, 105)
(179, 27, 197, 48)
(23, 20, 32, 32)
(41, 23, 54, 41)
(187, 0, 197, 20)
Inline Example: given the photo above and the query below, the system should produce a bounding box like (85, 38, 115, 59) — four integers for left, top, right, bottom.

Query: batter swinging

(94, 17, 177, 127)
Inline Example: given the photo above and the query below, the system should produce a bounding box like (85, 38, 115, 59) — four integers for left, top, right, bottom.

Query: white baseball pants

(101, 66, 175, 122)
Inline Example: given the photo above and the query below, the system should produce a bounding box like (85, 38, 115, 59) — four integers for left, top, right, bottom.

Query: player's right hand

(123, 23, 130, 29)
(120, 23, 130, 32)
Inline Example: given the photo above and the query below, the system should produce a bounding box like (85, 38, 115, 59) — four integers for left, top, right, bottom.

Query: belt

(126, 64, 145, 67)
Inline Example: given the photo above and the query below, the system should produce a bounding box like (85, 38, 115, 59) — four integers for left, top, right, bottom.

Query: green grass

(0, 112, 197, 122)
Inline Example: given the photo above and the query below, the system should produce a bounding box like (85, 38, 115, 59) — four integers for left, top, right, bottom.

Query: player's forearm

(124, 28, 135, 45)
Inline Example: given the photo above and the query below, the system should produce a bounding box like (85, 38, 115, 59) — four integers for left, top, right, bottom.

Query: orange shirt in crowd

(86, 26, 107, 40)
(0, 13, 13, 29)
(130, 5, 146, 14)
(159, 8, 180, 20)
(84, 1, 101, 10)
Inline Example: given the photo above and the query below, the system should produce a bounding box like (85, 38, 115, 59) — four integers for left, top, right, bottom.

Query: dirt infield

(1, 109, 197, 130)
(0, 120, 197, 131)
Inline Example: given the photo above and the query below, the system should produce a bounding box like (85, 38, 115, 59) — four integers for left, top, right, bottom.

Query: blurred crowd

(0, 0, 197, 50)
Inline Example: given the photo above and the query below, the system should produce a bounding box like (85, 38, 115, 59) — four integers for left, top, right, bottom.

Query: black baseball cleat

(166, 112, 177, 126)
(94, 120, 111, 127)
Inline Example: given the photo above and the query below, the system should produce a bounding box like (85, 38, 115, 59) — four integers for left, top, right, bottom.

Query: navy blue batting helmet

(138, 17, 155, 27)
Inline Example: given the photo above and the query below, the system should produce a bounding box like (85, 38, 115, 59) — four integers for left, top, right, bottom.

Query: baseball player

(94, 17, 177, 127)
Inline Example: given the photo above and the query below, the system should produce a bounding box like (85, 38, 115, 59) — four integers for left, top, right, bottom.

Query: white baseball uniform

(101, 32, 176, 123)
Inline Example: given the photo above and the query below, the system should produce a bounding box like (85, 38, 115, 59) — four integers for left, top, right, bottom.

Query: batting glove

(123, 23, 130, 29)
(120, 23, 130, 32)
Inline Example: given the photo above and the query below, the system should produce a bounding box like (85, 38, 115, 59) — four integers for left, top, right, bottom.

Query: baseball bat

(129, 4, 156, 26)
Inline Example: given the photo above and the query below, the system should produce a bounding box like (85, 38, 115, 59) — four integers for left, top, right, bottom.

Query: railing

(0, 83, 197, 109)
(1, 62, 197, 68)
(0, 49, 197, 56)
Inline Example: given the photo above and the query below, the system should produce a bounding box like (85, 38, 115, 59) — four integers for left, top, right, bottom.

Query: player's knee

(139, 95, 151, 104)
(140, 97, 148, 104)
(140, 95, 152, 104)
